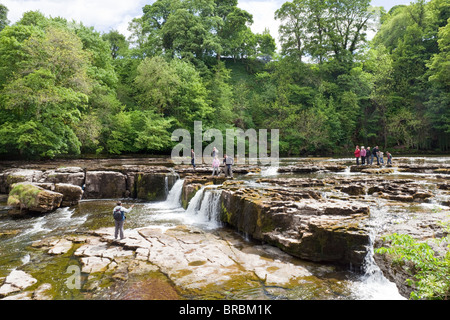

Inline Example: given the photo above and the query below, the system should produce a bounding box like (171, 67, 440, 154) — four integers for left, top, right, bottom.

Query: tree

(0, 25, 91, 158)
(275, 0, 375, 63)
(0, 3, 9, 31)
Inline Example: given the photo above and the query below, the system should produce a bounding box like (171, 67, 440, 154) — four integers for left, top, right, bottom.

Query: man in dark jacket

(372, 146, 379, 165)
(113, 202, 134, 240)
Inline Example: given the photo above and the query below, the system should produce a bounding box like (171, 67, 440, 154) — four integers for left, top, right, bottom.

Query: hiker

(212, 156, 220, 176)
(372, 146, 380, 165)
(191, 149, 196, 170)
(113, 201, 134, 240)
(366, 147, 371, 165)
(224, 154, 234, 178)
(211, 147, 218, 158)
(360, 146, 366, 165)
(386, 151, 393, 165)
(354, 145, 361, 165)
(379, 151, 384, 165)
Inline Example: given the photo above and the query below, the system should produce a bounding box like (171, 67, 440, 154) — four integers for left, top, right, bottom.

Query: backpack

(113, 207, 124, 221)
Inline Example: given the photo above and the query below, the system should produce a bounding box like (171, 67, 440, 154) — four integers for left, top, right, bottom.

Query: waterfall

(164, 176, 169, 198)
(352, 205, 406, 300)
(163, 179, 184, 209)
(186, 187, 223, 230)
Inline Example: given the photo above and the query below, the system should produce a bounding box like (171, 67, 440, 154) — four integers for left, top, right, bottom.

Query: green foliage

(0, 0, 448, 159)
(376, 232, 450, 300)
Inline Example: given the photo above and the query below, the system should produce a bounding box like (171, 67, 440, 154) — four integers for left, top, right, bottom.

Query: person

(379, 151, 384, 165)
(366, 147, 371, 165)
(113, 201, 134, 240)
(386, 151, 392, 165)
(360, 146, 366, 165)
(354, 145, 361, 165)
(372, 145, 379, 165)
(224, 154, 234, 178)
(211, 147, 218, 158)
(191, 149, 196, 170)
(212, 156, 220, 176)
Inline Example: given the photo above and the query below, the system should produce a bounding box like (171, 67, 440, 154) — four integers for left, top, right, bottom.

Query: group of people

(191, 147, 234, 178)
(354, 145, 392, 166)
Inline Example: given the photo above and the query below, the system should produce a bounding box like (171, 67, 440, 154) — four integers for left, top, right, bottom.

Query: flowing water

(1, 156, 449, 300)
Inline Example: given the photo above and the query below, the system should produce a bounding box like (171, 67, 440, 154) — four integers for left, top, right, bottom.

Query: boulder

(40, 167, 85, 187)
(7, 183, 63, 213)
(219, 185, 370, 268)
(134, 172, 176, 201)
(340, 184, 366, 196)
(83, 171, 127, 199)
(0, 169, 43, 193)
(54, 183, 83, 206)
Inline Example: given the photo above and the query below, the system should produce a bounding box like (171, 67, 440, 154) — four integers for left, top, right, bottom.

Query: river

(1, 156, 449, 300)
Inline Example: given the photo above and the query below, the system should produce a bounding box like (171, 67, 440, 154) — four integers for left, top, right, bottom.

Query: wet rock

(0, 169, 44, 193)
(398, 164, 450, 173)
(0, 270, 38, 298)
(277, 165, 321, 173)
(83, 171, 127, 199)
(133, 172, 176, 201)
(40, 167, 85, 187)
(48, 239, 73, 255)
(54, 183, 83, 206)
(340, 184, 366, 196)
(219, 185, 370, 268)
(7, 183, 63, 213)
(257, 178, 325, 188)
(361, 168, 394, 174)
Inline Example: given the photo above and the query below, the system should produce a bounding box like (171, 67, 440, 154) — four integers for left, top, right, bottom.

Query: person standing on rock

(212, 156, 220, 176)
(386, 151, 393, 165)
(372, 146, 380, 165)
(113, 201, 134, 240)
(354, 145, 361, 165)
(224, 154, 234, 178)
(360, 146, 366, 165)
(191, 149, 196, 170)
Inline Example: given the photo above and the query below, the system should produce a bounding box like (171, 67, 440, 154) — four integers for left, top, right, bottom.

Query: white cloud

(237, 0, 283, 49)
(2, 0, 148, 36)
(2, 0, 409, 49)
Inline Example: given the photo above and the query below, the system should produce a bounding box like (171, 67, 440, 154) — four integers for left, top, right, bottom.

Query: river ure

(0, 156, 449, 300)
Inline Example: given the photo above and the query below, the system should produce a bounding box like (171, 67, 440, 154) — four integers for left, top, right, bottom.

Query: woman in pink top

(212, 156, 220, 176)
(360, 146, 366, 165)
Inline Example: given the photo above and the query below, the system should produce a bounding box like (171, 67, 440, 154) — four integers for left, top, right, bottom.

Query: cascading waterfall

(352, 203, 405, 300)
(145, 179, 222, 230)
(163, 178, 184, 209)
(186, 186, 223, 229)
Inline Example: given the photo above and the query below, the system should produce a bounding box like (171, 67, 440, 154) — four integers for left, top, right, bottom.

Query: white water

(185, 185, 223, 229)
(144, 179, 223, 230)
(351, 204, 406, 300)
(260, 166, 279, 177)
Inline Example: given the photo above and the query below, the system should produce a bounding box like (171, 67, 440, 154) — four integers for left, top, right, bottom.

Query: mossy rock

(7, 183, 63, 213)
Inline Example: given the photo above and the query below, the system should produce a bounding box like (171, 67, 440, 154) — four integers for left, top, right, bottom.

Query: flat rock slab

(73, 225, 313, 292)
(0, 270, 38, 297)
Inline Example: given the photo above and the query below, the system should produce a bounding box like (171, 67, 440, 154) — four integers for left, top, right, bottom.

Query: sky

(2, 0, 414, 46)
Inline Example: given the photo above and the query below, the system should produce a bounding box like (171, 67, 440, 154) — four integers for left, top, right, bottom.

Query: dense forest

(0, 0, 448, 159)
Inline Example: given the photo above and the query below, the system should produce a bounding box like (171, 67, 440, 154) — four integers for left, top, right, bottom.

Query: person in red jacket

(354, 145, 361, 165)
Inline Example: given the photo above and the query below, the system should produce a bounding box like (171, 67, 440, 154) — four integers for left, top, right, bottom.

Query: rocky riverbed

(0, 156, 449, 300)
